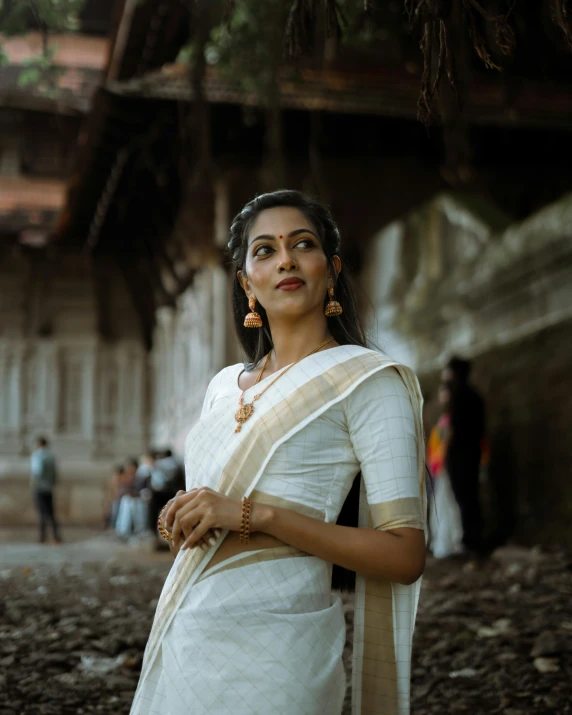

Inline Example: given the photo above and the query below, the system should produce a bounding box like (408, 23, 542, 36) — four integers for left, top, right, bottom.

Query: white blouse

(200, 362, 419, 527)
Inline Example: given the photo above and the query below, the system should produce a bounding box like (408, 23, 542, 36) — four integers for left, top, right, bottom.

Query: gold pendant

(234, 403, 255, 433)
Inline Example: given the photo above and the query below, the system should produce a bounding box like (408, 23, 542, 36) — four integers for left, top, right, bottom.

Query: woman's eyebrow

(250, 227, 318, 244)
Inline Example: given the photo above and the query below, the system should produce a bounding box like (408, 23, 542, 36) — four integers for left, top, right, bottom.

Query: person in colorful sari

(427, 385, 464, 558)
(130, 190, 427, 715)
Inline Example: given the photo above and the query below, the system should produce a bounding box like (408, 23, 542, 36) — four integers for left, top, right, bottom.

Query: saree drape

(130, 345, 426, 715)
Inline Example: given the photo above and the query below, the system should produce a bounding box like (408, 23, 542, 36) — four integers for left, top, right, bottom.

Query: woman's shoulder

(205, 363, 242, 396)
(348, 363, 408, 396)
(342, 363, 414, 423)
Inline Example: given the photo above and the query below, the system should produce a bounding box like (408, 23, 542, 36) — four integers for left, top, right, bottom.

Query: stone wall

(364, 192, 572, 544)
(0, 250, 147, 526)
(0, 247, 241, 526)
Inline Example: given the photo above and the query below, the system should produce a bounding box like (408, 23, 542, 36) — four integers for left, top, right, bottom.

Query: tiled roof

(0, 32, 107, 113)
(0, 32, 108, 69)
(0, 177, 66, 214)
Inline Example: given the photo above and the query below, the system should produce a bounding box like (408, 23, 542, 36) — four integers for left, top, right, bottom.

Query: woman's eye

(253, 245, 273, 257)
(294, 239, 315, 249)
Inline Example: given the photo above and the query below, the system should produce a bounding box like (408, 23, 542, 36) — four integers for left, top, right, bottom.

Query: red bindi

(279, 235, 283, 239)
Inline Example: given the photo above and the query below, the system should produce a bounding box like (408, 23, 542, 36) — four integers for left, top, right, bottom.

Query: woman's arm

(168, 367, 426, 583)
(168, 487, 425, 585)
(253, 505, 425, 586)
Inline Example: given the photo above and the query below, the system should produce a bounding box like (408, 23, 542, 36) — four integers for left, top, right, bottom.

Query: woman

(130, 190, 427, 715)
(427, 385, 464, 559)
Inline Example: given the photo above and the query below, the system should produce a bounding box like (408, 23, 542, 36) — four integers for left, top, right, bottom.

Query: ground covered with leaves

(411, 549, 572, 715)
(0, 545, 570, 714)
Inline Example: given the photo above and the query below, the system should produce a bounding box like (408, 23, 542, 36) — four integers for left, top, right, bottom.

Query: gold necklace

(234, 336, 334, 433)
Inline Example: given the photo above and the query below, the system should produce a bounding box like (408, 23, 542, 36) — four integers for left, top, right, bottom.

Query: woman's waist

(191, 543, 337, 616)
(202, 531, 287, 575)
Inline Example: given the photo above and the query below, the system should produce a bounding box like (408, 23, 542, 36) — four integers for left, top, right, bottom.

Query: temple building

(1, 0, 571, 542)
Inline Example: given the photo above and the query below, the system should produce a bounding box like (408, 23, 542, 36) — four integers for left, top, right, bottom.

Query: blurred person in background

(115, 456, 148, 539)
(30, 436, 61, 545)
(149, 449, 184, 539)
(442, 357, 486, 556)
(104, 464, 125, 530)
(427, 384, 464, 558)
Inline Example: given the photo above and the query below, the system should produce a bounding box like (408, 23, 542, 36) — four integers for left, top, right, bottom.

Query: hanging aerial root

(284, 0, 314, 57)
(405, 0, 519, 122)
(417, 18, 436, 124)
(325, 0, 344, 41)
(554, 0, 572, 50)
(463, 0, 516, 66)
(407, 1, 456, 124)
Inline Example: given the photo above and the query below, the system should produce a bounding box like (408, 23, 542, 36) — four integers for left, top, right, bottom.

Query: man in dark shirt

(442, 357, 485, 554)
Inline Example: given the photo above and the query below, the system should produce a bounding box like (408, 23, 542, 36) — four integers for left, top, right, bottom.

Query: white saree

(130, 345, 426, 715)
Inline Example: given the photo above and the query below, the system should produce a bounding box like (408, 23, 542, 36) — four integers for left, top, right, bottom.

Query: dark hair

(36, 436, 48, 447)
(227, 189, 367, 591)
(447, 356, 472, 383)
(162, 448, 173, 458)
(125, 457, 139, 469)
(114, 464, 125, 474)
(227, 189, 368, 369)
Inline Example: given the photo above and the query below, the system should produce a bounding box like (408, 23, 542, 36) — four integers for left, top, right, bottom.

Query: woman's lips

(276, 278, 305, 291)
(278, 282, 304, 291)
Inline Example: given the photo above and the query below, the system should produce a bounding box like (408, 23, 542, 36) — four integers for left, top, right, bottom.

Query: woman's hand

(163, 487, 243, 551)
(161, 490, 220, 554)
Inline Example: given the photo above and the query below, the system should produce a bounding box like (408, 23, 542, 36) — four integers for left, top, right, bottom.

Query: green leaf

(18, 67, 42, 87)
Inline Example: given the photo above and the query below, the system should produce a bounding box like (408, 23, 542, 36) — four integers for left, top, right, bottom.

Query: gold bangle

(239, 497, 252, 544)
(157, 506, 173, 542)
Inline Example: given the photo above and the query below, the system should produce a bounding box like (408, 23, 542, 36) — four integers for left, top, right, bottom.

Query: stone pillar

(0, 343, 23, 453)
(155, 306, 177, 445)
(211, 265, 227, 373)
(82, 343, 96, 457)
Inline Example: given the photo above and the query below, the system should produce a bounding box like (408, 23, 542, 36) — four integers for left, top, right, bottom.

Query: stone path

(0, 533, 570, 714)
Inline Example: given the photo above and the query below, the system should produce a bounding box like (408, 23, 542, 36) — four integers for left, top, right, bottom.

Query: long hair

(227, 189, 367, 591)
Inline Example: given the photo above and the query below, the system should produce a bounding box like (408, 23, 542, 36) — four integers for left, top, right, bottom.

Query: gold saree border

(370, 497, 425, 532)
(196, 544, 308, 583)
(352, 366, 426, 715)
(133, 349, 426, 715)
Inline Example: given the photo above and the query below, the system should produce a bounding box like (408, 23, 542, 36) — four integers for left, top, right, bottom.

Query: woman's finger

(164, 489, 197, 529)
(181, 515, 214, 551)
(173, 502, 204, 547)
(199, 529, 219, 551)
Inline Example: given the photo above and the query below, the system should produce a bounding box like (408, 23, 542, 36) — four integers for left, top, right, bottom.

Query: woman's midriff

(202, 531, 286, 574)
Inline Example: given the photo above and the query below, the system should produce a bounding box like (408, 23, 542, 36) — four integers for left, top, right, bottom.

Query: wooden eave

(106, 63, 572, 130)
(56, 0, 190, 246)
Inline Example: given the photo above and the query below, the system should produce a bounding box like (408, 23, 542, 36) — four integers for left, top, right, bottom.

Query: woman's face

(238, 206, 340, 322)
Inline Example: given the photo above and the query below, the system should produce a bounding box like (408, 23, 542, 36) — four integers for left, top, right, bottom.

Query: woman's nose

(277, 250, 298, 271)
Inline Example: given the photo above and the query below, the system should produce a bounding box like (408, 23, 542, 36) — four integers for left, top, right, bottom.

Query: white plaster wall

(148, 265, 236, 458)
(363, 191, 572, 375)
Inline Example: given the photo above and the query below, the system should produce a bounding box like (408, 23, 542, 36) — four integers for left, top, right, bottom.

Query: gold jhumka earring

(325, 286, 343, 317)
(244, 296, 263, 328)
